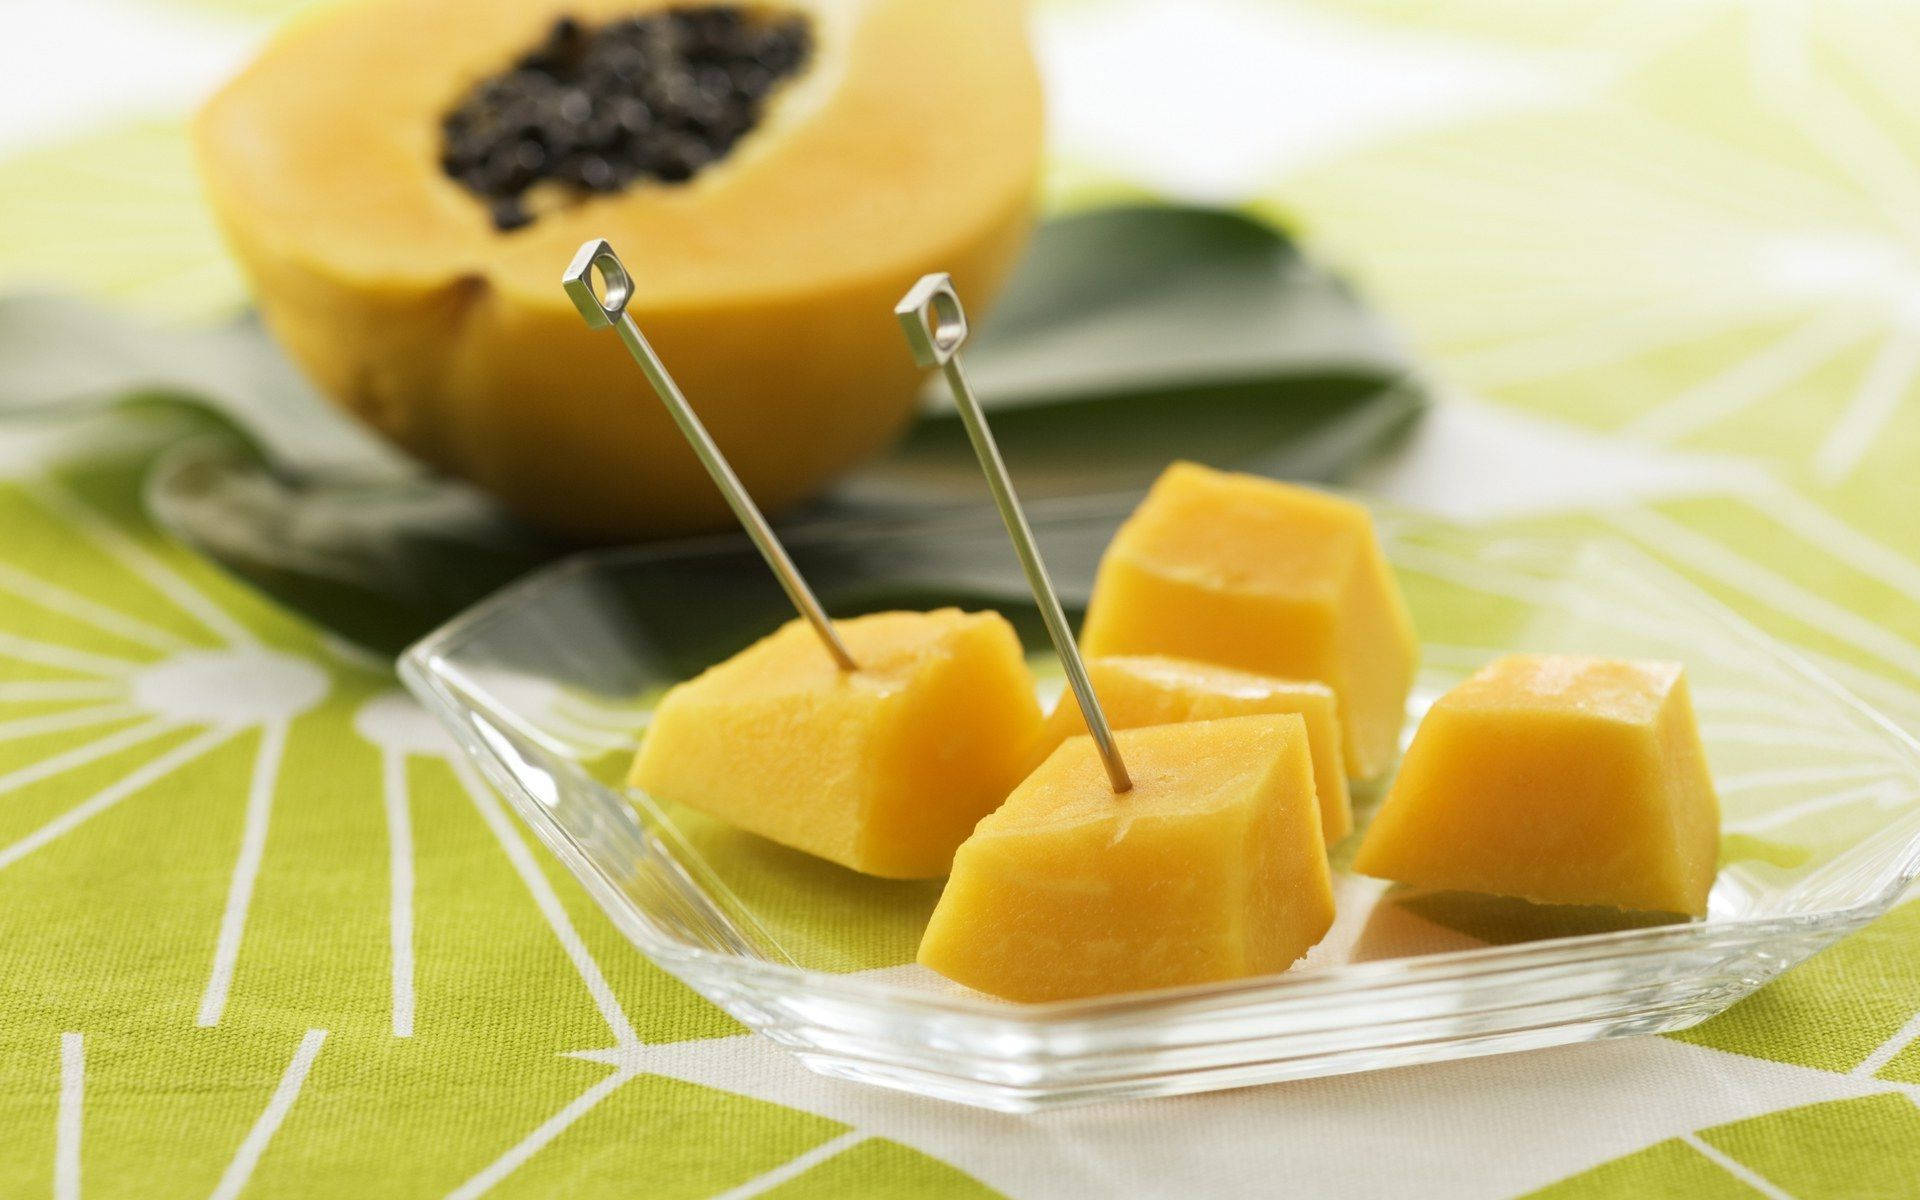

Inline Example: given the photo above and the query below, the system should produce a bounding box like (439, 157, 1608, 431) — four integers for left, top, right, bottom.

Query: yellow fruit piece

(630, 609, 1041, 879)
(918, 715, 1334, 1002)
(1033, 655, 1352, 843)
(1352, 655, 1721, 916)
(195, 0, 1042, 539)
(1081, 462, 1419, 780)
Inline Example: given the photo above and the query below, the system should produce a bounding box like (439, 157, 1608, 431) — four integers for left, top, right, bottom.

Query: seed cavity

(441, 6, 812, 232)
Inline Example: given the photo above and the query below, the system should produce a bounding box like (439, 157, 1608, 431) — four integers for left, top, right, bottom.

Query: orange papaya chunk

(1080, 462, 1418, 780)
(1353, 655, 1721, 916)
(918, 715, 1334, 1002)
(629, 609, 1041, 879)
(1032, 655, 1351, 842)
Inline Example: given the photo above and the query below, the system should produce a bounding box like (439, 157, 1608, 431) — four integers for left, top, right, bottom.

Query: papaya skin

(195, 0, 1043, 539)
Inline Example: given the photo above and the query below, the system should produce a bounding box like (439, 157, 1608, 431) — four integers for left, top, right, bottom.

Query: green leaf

(0, 205, 1426, 652)
(825, 205, 1427, 514)
(949, 205, 1412, 411)
(0, 293, 409, 481)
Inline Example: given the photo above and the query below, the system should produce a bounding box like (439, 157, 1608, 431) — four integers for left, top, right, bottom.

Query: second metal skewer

(896, 273, 1132, 794)
(563, 239, 857, 672)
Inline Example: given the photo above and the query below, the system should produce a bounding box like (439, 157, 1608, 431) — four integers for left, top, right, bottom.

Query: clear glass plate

(400, 498, 1920, 1111)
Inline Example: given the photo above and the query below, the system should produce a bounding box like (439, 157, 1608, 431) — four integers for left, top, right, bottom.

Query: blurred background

(4, 0, 1915, 521)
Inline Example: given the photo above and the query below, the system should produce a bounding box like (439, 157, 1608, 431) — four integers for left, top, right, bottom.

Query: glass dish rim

(399, 498, 1920, 1029)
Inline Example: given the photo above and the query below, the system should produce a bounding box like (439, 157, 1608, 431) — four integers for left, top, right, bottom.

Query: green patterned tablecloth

(2, 0, 1919, 1195)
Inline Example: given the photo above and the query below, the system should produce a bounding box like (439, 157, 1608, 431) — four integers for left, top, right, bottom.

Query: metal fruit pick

(564, 239, 857, 671)
(895, 273, 1132, 793)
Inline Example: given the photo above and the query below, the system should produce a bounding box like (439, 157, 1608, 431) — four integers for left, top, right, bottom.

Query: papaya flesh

(1032, 655, 1352, 843)
(629, 609, 1043, 879)
(918, 715, 1335, 1002)
(1081, 462, 1420, 780)
(1353, 655, 1722, 916)
(196, 0, 1043, 539)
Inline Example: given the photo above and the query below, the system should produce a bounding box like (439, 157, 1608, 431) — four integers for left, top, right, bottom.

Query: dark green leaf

(0, 205, 1427, 653)
(828, 205, 1424, 515)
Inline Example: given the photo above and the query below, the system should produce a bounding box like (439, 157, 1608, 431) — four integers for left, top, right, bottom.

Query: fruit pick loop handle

(563, 239, 858, 671)
(896, 273, 1133, 793)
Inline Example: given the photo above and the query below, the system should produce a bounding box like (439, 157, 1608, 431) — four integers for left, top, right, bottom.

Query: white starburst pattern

(55, 1033, 81, 1200)
(206, 1029, 330, 1200)
(1284, 5, 1920, 492)
(0, 458, 897, 1194)
(0, 481, 331, 1032)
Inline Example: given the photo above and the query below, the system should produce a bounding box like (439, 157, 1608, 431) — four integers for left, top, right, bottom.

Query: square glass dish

(400, 498, 1920, 1111)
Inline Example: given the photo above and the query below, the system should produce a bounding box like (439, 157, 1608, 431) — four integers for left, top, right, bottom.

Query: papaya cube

(1080, 462, 1418, 780)
(918, 714, 1334, 1002)
(1033, 655, 1352, 843)
(1352, 655, 1721, 916)
(629, 609, 1041, 879)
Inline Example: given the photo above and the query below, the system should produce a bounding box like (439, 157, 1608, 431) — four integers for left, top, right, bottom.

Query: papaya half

(196, 0, 1043, 539)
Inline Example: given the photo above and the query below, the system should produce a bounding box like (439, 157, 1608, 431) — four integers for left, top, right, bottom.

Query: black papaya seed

(440, 5, 811, 232)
